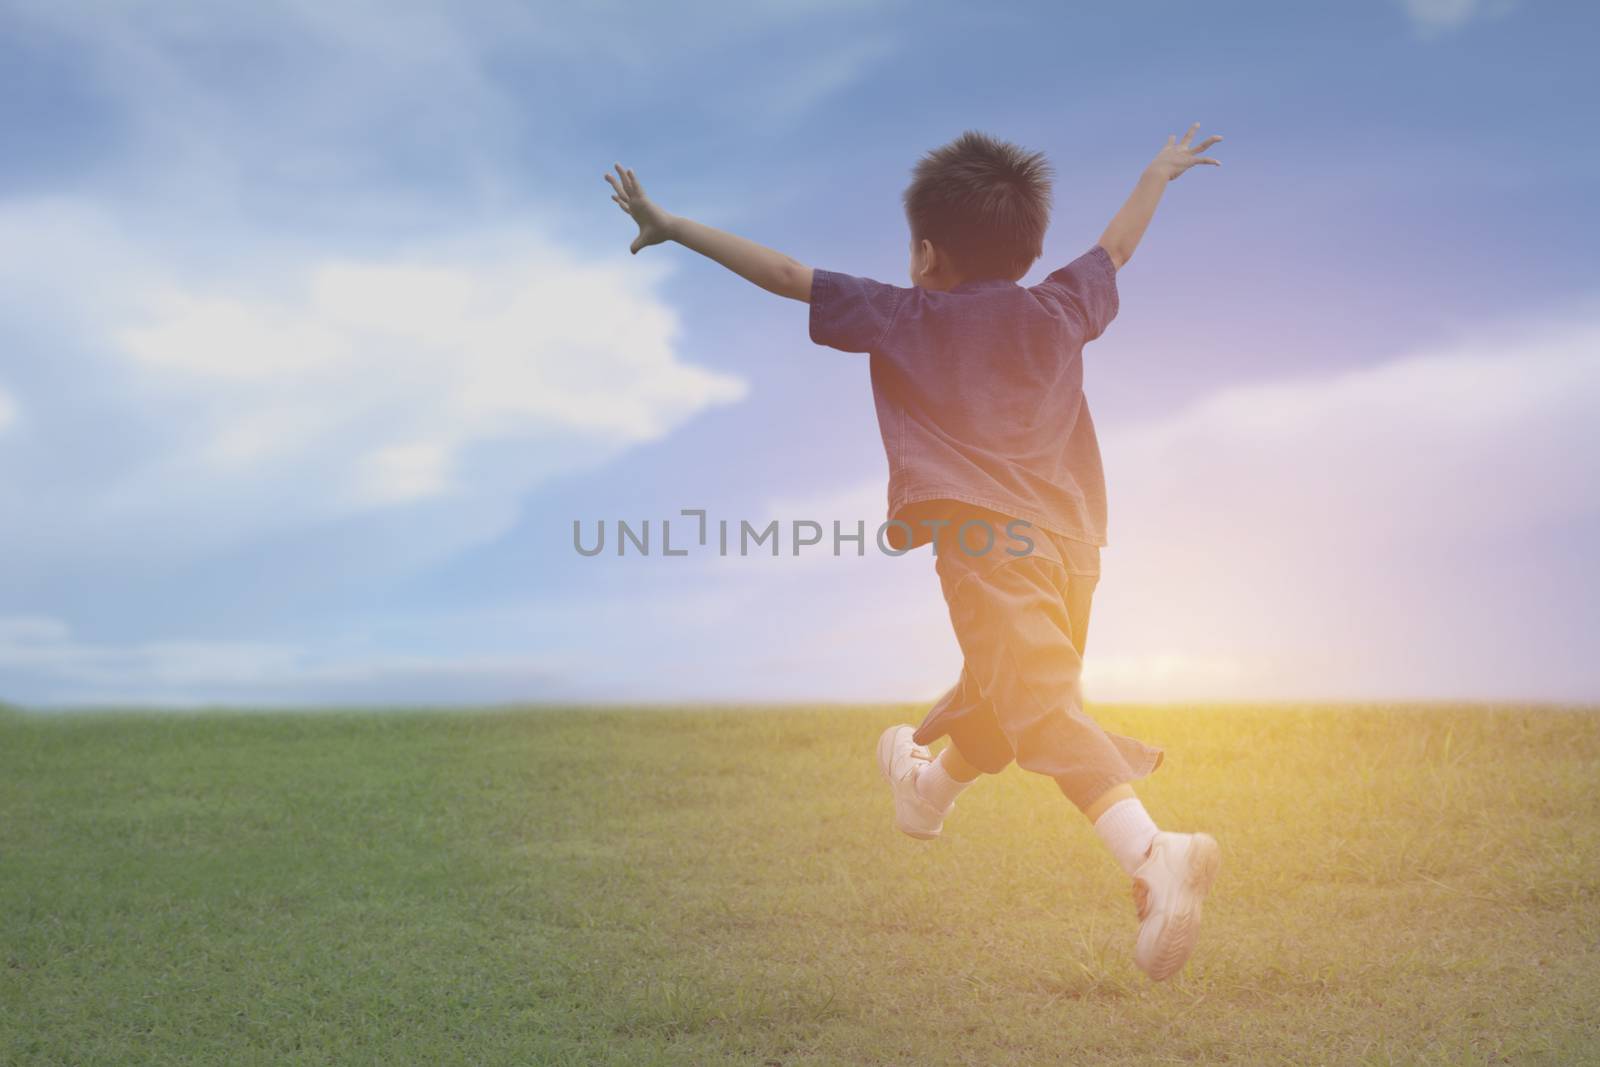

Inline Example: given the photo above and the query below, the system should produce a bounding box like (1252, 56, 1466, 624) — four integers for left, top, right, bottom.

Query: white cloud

(1103, 312, 1600, 546)
(0, 2, 883, 589)
(0, 615, 571, 707)
(0, 617, 70, 643)
(1398, 0, 1515, 33)
(9, 1, 895, 188)
(0, 384, 15, 433)
(0, 615, 300, 689)
(118, 290, 354, 382)
(358, 440, 455, 506)
(753, 38, 897, 120)
(109, 234, 746, 510)
(1089, 308, 1600, 701)
(0, 202, 744, 569)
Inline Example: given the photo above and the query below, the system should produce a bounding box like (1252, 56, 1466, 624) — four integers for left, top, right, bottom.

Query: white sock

(914, 753, 972, 812)
(1094, 797, 1160, 877)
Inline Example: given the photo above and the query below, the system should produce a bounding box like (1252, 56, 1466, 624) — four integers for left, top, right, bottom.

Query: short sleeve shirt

(808, 244, 1120, 550)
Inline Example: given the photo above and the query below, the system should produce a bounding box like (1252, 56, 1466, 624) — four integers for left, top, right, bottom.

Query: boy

(605, 122, 1224, 980)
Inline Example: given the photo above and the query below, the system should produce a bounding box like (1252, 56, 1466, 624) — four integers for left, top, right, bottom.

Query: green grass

(3, 703, 1598, 1065)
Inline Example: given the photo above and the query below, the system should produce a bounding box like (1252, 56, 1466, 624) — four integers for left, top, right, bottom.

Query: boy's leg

(1083, 782, 1136, 822)
(910, 738, 983, 813)
(1056, 575, 1165, 880)
(945, 553, 1159, 807)
(941, 550, 1218, 980)
(895, 664, 1018, 832)
(938, 741, 984, 782)
(1085, 783, 1160, 877)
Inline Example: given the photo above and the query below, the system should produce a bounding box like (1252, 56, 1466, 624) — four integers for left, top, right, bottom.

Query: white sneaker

(875, 724, 948, 839)
(1131, 831, 1221, 981)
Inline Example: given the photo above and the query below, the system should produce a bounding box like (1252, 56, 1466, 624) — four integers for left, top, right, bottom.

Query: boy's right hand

(1147, 123, 1223, 182)
(604, 163, 676, 254)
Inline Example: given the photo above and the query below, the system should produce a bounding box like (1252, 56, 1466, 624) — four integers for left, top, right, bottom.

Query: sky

(1, 0, 1597, 707)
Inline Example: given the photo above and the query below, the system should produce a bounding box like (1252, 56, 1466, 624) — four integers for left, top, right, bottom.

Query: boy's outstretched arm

(1097, 123, 1223, 270)
(604, 163, 814, 302)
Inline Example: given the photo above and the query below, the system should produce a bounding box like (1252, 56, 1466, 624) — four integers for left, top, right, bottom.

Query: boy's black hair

(902, 130, 1054, 282)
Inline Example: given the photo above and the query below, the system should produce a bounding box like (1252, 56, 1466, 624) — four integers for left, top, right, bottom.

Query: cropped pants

(911, 510, 1163, 810)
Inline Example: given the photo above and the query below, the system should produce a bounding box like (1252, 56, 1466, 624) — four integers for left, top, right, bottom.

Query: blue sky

(1, 0, 1597, 706)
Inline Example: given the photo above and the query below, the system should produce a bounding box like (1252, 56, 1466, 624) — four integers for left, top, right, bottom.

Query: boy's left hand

(604, 163, 675, 254)
(1148, 123, 1223, 182)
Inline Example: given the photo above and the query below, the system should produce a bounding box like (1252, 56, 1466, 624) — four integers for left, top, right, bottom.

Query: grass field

(2, 703, 1597, 1065)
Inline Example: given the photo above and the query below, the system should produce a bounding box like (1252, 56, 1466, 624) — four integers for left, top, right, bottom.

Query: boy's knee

(949, 735, 1013, 776)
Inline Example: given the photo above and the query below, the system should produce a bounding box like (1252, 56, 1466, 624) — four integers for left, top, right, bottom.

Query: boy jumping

(605, 122, 1224, 980)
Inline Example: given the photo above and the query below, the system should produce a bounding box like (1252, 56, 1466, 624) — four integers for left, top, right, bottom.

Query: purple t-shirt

(809, 244, 1120, 549)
